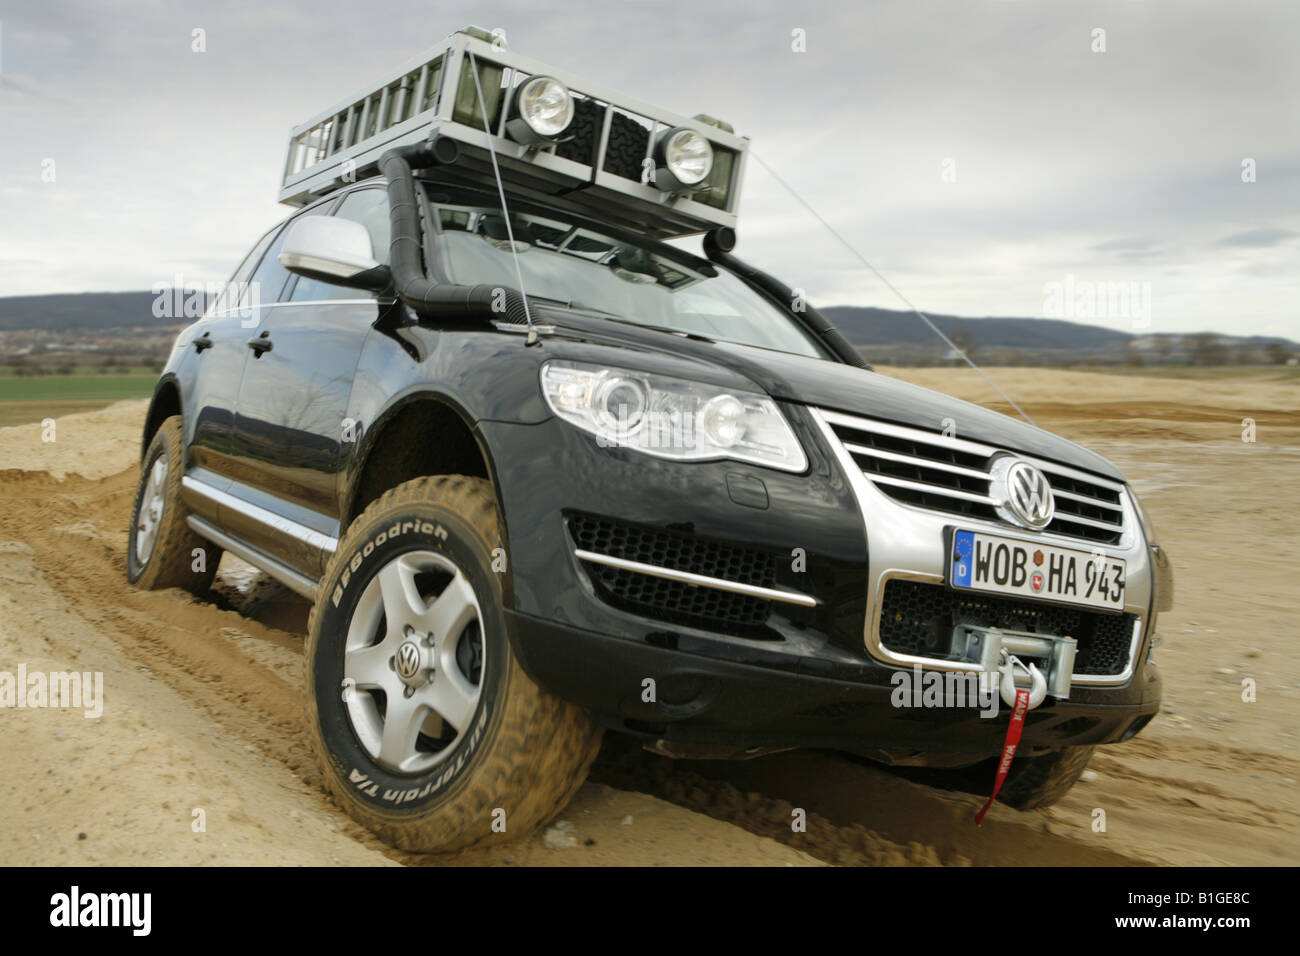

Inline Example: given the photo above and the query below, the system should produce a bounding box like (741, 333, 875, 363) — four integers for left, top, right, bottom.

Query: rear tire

(126, 415, 221, 593)
(880, 744, 1095, 810)
(304, 475, 602, 853)
(992, 745, 1095, 810)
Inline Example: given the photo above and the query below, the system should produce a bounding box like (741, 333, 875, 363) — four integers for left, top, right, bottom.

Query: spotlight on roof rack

(653, 127, 714, 192)
(505, 75, 575, 144)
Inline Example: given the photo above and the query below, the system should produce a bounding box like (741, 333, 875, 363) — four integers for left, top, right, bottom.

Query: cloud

(1215, 227, 1299, 248)
(1090, 238, 1159, 253)
(0, 0, 1297, 336)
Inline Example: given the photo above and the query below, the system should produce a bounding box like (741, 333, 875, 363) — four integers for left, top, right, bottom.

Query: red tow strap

(974, 688, 1030, 827)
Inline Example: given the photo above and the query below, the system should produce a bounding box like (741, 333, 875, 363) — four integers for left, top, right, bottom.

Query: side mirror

(278, 215, 391, 291)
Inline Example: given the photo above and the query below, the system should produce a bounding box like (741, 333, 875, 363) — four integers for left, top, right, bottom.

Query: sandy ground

(0, 367, 1296, 866)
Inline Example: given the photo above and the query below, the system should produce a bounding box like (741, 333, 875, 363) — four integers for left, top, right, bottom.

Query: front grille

(878, 580, 1136, 676)
(822, 411, 1126, 545)
(566, 513, 777, 631)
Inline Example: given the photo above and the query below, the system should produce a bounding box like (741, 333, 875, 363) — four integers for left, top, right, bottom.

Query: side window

(337, 188, 392, 265)
(210, 226, 277, 315)
(289, 188, 391, 302)
(243, 222, 296, 306)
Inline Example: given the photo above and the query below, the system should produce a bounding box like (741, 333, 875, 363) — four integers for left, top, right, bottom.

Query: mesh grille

(567, 513, 776, 631)
(878, 580, 1135, 676)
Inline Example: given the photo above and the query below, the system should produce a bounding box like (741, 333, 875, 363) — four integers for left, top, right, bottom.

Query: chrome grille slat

(867, 473, 997, 505)
(1051, 488, 1123, 511)
(1030, 461, 1125, 496)
(819, 409, 999, 457)
(1047, 511, 1125, 533)
(820, 410, 1128, 545)
(842, 442, 992, 481)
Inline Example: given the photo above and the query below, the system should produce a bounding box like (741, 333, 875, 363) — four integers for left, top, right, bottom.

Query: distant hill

(821, 305, 1298, 365)
(822, 307, 1130, 349)
(0, 292, 203, 333)
(0, 292, 1294, 365)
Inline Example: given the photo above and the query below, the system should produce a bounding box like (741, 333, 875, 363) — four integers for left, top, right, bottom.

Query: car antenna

(750, 151, 1035, 426)
(467, 48, 540, 346)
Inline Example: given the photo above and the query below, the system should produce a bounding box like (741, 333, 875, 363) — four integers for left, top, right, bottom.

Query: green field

(0, 372, 156, 427)
(0, 365, 158, 377)
(0, 372, 157, 403)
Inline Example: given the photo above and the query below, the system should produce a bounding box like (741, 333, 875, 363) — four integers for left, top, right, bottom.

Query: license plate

(949, 529, 1125, 611)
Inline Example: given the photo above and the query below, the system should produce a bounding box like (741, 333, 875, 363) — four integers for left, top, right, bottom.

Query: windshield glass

(426, 192, 829, 360)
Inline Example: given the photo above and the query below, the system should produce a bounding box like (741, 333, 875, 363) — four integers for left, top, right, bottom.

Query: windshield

(426, 192, 830, 360)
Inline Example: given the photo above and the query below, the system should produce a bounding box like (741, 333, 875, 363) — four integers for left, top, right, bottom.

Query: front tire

(126, 415, 221, 593)
(304, 475, 602, 853)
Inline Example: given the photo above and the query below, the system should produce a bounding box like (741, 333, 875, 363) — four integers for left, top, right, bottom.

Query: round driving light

(595, 376, 647, 432)
(655, 127, 714, 190)
(701, 394, 746, 447)
(505, 75, 574, 144)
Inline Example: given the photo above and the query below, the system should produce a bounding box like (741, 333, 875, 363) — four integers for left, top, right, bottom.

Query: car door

(185, 224, 279, 489)
(228, 186, 396, 577)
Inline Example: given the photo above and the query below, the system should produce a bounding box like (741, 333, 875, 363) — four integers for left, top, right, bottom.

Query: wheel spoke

(134, 455, 169, 564)
(345, 641, 394, 690)
(377, 555, 428, 636)
(428, 666, 479, 733)
(426, 572, 478, 644)
(377, 691, 429, 771)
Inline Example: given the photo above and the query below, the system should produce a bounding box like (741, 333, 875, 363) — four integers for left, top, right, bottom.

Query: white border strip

(573, 549, 818, 608)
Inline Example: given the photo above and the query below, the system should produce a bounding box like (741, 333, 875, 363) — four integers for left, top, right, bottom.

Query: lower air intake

(566, 513, 776, 632)
(878, 580, 1135, 677)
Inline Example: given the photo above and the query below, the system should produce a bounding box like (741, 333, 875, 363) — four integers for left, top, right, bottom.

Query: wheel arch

(141, 375, 183, 460)
(342, 392, 504, 530)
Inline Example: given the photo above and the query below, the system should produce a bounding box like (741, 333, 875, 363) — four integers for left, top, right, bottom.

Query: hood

(536, 311, 1125, 482)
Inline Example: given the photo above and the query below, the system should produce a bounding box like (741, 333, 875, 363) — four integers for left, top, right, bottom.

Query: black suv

(128, 44, 1170, 852)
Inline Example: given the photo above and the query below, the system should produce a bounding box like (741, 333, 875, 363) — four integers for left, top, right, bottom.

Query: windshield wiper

(591, 313, 716, 343)
(524, 298, 714, 342)
(526, 295, 619, 318)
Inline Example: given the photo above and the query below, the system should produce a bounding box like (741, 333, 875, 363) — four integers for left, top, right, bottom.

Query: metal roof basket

(279, 27, 748, 239)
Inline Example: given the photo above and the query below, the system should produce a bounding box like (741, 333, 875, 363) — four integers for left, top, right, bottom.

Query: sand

(0, 367, 1295, 866)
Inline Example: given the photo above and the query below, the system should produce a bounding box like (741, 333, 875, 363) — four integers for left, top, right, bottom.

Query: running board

(187, 515, 319, 601)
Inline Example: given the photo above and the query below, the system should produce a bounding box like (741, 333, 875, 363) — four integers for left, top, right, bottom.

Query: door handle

(192, 333, 213, 352)
(247, 334, 273, 355)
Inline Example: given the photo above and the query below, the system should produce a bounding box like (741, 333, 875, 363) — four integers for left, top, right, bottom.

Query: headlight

(654, 127, 714, 191)
(505, 75, 574, 144)
(540, 361, 807, 473)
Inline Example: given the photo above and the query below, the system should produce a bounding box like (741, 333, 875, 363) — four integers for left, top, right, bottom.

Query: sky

(1, 0, 1297, 338)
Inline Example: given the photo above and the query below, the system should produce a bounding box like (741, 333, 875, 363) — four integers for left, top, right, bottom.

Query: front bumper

(507, 609, 1162, 758)
(481, 405, 1163, 760)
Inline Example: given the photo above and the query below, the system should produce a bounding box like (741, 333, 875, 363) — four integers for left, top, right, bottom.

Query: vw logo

(991, 457, 1055, 530)
(395, 641, 423, 681)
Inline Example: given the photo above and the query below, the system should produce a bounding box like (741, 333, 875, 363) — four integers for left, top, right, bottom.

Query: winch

(950, 623, 1078, 709)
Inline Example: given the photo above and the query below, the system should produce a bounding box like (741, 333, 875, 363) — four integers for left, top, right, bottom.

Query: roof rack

(279, 27, 749, 239)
